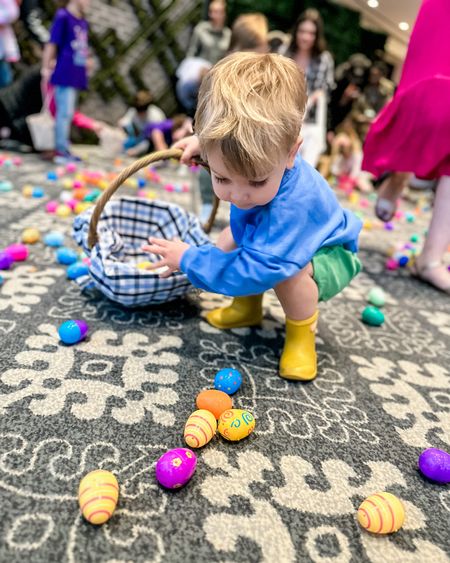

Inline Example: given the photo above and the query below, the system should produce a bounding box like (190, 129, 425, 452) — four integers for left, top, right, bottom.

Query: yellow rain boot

(206, 294, 263, 329)
(279, 311, 318, 381)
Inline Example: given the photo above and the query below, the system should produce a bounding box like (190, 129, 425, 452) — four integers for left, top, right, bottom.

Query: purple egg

(0, 251, 14, 270)
(75, 320, 89, 339)
(155, 448, 197, 489)
(418, 448, 450, 484)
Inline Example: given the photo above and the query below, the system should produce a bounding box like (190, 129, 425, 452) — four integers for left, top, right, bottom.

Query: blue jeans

(54, 85, 78, 153)
(0, 61, 12, 88)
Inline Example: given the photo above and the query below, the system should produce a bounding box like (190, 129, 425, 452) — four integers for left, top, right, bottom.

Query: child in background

(118, 90, 166, 157)
(41, 0, 90, 162)
(0, 0, 20, 88)
(144, 53, 362, 381)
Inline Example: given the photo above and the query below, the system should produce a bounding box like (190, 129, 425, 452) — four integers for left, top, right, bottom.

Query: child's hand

(141, 237, 190, 278)
(172, 135, 201, 165)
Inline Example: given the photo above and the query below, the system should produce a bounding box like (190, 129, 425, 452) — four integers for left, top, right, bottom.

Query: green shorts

(312, 246, 362, 302)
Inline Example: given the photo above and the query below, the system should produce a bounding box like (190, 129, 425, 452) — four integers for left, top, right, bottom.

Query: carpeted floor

(0, 150, 449, 563)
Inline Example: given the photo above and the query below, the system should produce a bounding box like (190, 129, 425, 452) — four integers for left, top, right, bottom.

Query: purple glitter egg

(418, 448, 450, 484)
(0, 251, 14, 270)
(58, 320, 89, 345)
(155, 448, 197, 489)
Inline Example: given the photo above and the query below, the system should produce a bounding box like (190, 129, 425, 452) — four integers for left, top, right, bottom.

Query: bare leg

(274, 264, 318, 320)
(375, 172, 410, 222)
(414, 176, 450, 291)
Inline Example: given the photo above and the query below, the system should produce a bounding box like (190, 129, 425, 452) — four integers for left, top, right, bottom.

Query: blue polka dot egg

(214, 368, 242, 395)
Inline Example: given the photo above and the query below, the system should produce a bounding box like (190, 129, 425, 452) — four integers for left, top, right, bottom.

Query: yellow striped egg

(218, 409, 255, 441)
(78, 470, 119, 525)
(357, 492, 405, 534)
(184, 409, 217, 448)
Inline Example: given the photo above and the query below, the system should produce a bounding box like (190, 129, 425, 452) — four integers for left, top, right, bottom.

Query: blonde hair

(195, 52, 307, 177)
(229, 13, 269, 53)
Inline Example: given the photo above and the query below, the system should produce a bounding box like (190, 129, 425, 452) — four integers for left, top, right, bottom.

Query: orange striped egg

(184, 409, 217, 448)
(78, 470, 119, 525)
(357, 492, 405, 534)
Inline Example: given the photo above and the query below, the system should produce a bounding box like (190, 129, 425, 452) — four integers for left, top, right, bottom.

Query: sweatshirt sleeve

(180, 244, 300, 296)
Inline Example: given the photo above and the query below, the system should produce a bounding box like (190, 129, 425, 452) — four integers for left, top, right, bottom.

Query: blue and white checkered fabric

(73, 197, 211, 306)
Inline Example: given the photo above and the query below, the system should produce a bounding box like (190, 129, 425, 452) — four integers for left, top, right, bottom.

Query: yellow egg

(78, 469, 119, 525)
(218, 409, 255, 441)
(56, 204, 72, 217)
(22, 185, 33, 197)
(62, 178, 73, 189)
(363, 220, 373, 230)
(99, 180, 109, 190)
(22, 228, 40, 244)
(184, 409, 217, 448)
(357, 492, 405, 534)
(74, 202, 92, 215)
(348, 192, 359, 205)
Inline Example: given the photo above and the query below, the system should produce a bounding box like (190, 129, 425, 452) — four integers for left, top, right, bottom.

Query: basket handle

(87, 147, 211, 248)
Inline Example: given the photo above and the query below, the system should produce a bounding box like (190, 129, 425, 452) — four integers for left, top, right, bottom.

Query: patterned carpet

(0, 150, 449, 563)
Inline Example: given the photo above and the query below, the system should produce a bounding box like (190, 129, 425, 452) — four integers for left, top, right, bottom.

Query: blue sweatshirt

(181, 154, 362, 296)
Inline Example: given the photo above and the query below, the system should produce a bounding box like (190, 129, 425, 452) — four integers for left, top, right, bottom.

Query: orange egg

(196, 389, 232, 419)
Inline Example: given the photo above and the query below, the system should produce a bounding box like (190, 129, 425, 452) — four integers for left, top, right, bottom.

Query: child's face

(207, 140, 300, 210)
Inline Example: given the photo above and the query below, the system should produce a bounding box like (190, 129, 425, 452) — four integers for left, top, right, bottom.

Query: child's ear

(286, 136, 302, 169)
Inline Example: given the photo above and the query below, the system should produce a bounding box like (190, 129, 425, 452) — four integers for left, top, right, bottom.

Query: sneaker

(53, 151, 82, 164)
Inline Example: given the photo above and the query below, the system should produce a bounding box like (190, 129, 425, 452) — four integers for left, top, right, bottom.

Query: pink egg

(46, 200, 59, 213)
(66, 162, 77, 173)
(164, 184, 175, 192)
(73, 180, 84, 189)
(155, 448, 197, 489)
(5, 243, 29, 261)
(359, 198, 369, 208)
(385, 258, 399, 271)
(66, 199, 78, 210)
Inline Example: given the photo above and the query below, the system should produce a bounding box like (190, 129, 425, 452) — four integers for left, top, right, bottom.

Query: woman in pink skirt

(363, 0, 450, 293)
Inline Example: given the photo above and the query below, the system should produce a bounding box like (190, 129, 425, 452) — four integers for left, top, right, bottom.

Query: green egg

(361, 306, 385, 326)
(367, 287, 385, 307)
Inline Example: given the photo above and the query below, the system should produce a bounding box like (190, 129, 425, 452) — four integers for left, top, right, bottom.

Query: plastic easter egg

(5, 243, 28, 262)
(56, 247, 78, 265)
(405, 212, 415, 223)
(67, 262, 90, 280)
(155, 448, 197, 489)
(12, 157, 22, 166)
(56, 204, 72, 217)
(218, 409, 255, 441)
(384, 222, 394, 231)
(47, 171, 58, 181)
(74, 202, 92, 215)
(184, 409, 217, 448)
(32, 187, 45, 198)
(58, 319, 89, 344)
(397, 255, 409, 267)
(385, 258, 399, 271)
(361, 306, 385, 327)
(46, 200, 59, 213)
(0, 251, 14, 270)
(66, 162, 77, 173)
(410, 234, 420, 243)
(196, 389, 233, 419)
(60, 190, 73, 203)
(214, 368, 243, 395)
(22, 228, 40, 244)
(137, 178, 146, 188)
(73, 188, 89, 201)
(44, 232, 65, 247)
(418, 448, 450, 484)
(78, 469, 119, 525)
(357, 492, 405, 534)
(0, 180, 13, 192)
(367, 287, 385, 307)
(22, 184, 34, 197)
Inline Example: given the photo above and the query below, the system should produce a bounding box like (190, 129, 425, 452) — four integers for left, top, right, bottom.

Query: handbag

(25, 91, 55, 151)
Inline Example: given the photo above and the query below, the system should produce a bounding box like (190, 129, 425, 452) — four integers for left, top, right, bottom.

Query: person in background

(350, 61, 391, 141)
(0, 0, 20, 88)
(284, 9, 334, 166)
(363, 0, 450, 293)
(186, 0, 231, 65)
(118, 90, 166, 157)
(41, 0, 90, 162)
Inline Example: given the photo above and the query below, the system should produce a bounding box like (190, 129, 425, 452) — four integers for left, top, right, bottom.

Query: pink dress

(362, 0, 450, 179)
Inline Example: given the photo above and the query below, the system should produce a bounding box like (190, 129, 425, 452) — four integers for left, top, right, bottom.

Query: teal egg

(361, 306, 385, 326)
(367, 287, 385, 307)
